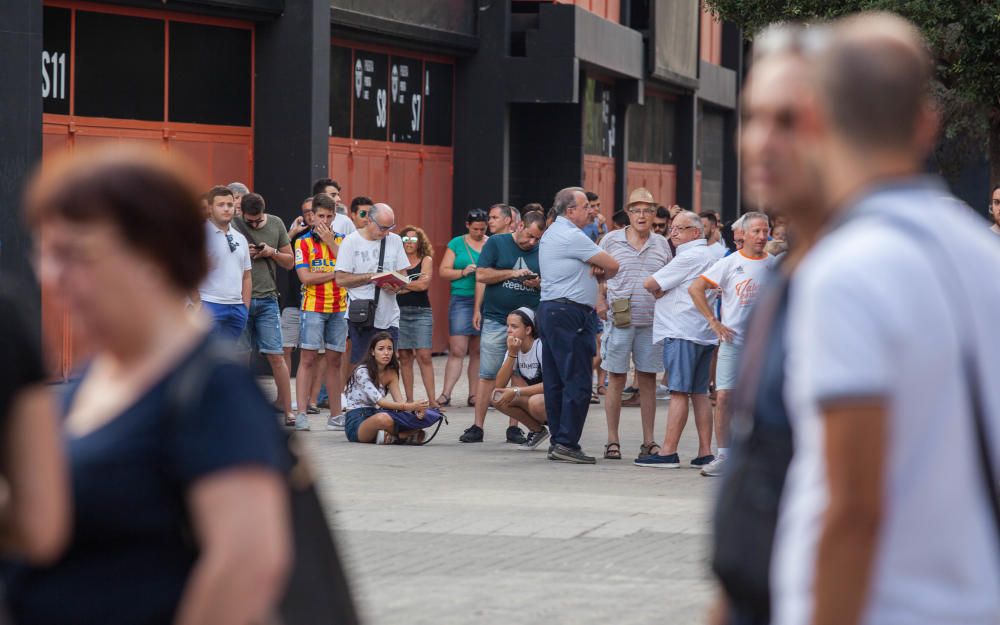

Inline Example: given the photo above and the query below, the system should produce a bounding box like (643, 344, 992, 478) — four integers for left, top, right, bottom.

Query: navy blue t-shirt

(478, 234, 541, 323)
(6, 336, 289, 625)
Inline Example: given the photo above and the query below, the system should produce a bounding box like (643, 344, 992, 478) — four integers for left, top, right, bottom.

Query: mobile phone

(518, 273, 539, 281)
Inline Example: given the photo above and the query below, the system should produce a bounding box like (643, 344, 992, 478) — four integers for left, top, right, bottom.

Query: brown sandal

(604, 442, 622, 460)
(638, 441, 661, 458)
(467, 395, 476, 407)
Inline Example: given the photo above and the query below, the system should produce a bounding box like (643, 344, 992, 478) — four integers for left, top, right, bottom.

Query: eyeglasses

(628, 207, 656, 215)
(225, 233, 239, 253)
(373, 221, 395, 233)
(401, 236, 418, 243)
(669, 225, 697, 233)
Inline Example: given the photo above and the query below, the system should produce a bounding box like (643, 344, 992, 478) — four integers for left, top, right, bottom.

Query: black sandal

(604, 442, 622, 460)
(436, 393, 451, 407)
(638, 442, 661, 458)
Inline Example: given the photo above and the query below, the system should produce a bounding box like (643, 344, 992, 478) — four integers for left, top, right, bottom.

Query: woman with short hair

(9, 145, 291, 625)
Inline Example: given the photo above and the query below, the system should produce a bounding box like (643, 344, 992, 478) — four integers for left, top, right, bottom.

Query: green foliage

(706, 0, 1000, 177)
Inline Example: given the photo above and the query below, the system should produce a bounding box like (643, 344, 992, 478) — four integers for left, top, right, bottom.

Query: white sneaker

(327, 413, 346, 431)
(655, 385, 670, 400)
(294, 412, 311, 431)
(700, 455, 727, 477)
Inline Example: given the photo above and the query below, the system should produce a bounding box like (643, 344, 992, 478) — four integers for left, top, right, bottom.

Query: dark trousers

(538, 300, 596, 450)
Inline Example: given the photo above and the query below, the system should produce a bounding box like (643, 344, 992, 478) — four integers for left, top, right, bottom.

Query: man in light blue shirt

(537, 187, 619, 464)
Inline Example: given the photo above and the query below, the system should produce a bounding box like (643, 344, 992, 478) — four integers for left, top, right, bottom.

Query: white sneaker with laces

(655, 384, 670, 400)
(327, 413, 346, 431)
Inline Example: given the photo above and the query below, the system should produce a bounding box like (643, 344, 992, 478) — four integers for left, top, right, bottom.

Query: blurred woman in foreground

(8, 146, 291, 625)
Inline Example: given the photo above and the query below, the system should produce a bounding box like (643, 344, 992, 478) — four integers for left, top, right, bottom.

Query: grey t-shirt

(235, 215, 290, 300)
(539, 216, 602, 307)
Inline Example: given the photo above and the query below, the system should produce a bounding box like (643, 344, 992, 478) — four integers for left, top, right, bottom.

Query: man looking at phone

(460, 211, 546, 444)
(232, 193, 296, 425)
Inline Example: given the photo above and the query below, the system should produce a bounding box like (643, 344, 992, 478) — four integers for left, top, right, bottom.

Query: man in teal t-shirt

(459, 211, 546, 444)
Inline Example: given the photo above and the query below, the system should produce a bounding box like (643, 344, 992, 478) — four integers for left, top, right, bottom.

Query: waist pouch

(610, 298, 631, 328)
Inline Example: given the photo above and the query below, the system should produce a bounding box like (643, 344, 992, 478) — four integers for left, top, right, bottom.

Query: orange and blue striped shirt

(294, 231, 346, 313)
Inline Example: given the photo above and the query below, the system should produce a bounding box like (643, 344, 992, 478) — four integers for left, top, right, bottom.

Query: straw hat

(627, 187, 655, 208)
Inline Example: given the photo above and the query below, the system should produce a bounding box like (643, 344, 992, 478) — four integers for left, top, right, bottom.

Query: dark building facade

(1, 0, 742, 376)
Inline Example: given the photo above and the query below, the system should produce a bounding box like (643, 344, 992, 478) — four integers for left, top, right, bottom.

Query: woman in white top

(343, 332, 429, 444)
(492, 307, 549, 449)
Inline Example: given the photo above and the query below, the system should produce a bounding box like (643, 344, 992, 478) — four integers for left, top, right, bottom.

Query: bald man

(335, 203, 410, 365)
(772, 13, 1000, 625)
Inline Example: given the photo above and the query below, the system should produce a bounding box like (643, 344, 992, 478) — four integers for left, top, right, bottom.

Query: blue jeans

(239, 298, 284, 354)
(203, 301, 248, 340)
(478, 318, 509, 381)
(538, 300, 597, 451)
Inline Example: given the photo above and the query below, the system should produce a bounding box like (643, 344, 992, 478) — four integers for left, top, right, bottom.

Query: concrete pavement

(273, 355, 718, 625)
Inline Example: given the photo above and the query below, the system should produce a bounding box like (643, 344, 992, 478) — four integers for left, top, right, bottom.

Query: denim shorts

(448, 295, 480, 337)
(478, 318, 509, 380)
(300, 311, 347, 352)
(349, 324, 399, 364)
(398, 306, 433, 350)
(663, 338, 717, 394)
(345, 406, 378, 442)
(280, 307, 301, 348)
(236, 298, 283, 355)
(600, 324, 664, 374)
(715, 341, 743, 391)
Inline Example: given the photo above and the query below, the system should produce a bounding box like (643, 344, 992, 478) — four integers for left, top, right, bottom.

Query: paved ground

(269, 355, 718, 625)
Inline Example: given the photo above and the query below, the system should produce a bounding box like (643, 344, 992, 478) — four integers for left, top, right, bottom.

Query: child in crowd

(344, 332, 430, 444)
(491, 307, 549, 449)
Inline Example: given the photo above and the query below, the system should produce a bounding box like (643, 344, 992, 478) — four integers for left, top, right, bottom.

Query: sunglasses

(225, 233, 239, 253)
(401, 236, 418, 243)
(358, 209, 368, 218)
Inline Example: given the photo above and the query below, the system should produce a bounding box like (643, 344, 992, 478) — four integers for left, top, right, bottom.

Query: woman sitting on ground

(491, 307, 549, 449)
(343, 332, 430, 444)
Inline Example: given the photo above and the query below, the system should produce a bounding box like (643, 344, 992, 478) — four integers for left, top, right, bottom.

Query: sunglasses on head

(467, 209, 487, 221)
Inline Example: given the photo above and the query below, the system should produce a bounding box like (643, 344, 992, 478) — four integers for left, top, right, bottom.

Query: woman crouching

(344, 332, 430, 444)
(492, 307, 549, 449)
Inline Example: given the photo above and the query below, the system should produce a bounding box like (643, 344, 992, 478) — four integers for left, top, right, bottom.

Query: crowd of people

(2, 9, 998, 625)
(187, 163, 790, 466)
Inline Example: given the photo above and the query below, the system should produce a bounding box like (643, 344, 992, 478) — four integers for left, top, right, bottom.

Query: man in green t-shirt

(234, 193, 296, 423)
(460, 211, 545, 443)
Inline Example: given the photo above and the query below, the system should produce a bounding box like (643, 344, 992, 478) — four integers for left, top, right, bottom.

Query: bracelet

(506, 353, 517, 359)
(514, 387, 521, 397)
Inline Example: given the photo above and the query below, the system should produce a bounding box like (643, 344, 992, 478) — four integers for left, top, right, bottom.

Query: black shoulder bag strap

(858, 213, 1000, 545)
(373, 236, 387, 308)
(165, 340, 361, 625)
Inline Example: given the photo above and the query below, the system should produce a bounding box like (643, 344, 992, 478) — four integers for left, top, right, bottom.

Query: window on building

(389, 56, 422, 144)
(699, 107, 725, 214)
(583, 77, 615, 158)
(74, 11, 165, 121)
(352, 50, 389, 141)
(423, 62, 453, 147)
(168, 22, 251, 126)
(628, 96, 676, 164)
(330, 45, 353, 138)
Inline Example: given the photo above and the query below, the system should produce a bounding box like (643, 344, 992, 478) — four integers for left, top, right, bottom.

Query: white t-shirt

(332, 213, 356, 237)
(336, 231, 409, 328)
(708, 240, 727, 259)
(701, 250, 775, 346)
(514, 339, 543, 384)
(199, 221, 251, 305)
(650, 239, 719, 345)
(773, 182, 1000, 625)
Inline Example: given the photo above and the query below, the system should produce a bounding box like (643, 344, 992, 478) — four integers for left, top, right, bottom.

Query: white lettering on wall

(41, 50, 67, 100)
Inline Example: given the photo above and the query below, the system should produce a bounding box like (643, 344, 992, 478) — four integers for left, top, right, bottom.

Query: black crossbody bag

(346, 237, 386, 330)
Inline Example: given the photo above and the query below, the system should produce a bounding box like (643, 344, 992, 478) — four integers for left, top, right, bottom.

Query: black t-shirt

(0, 294, 45, 419)
(396, 259, 430, 308)
(6, 336, 289, 625)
